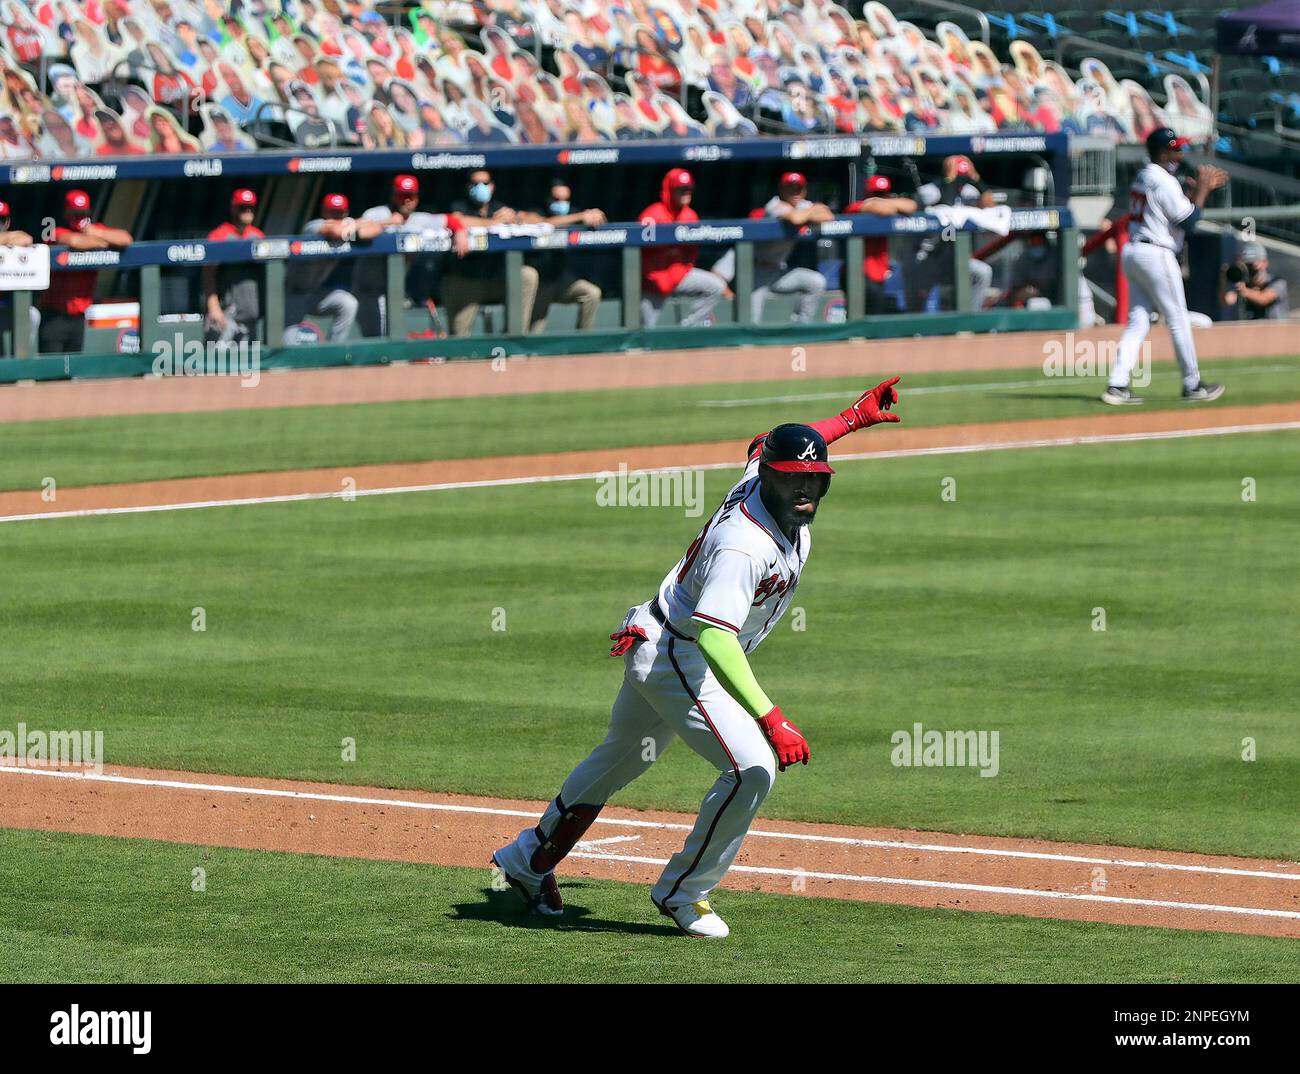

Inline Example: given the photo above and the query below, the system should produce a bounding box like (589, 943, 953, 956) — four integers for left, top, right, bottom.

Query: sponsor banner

(682, 144, 732, 162)
(891, 215, 936, 233)
(183, 158, 223, 177)
(4, 134, 1068, 185)
(55, 249, 121, 268)
(412, 151, 486, 170)
(289, 238, 351, 256)
(816, 219, 854, 236)
(785, 137, 860, 159)
(251, 239, 292, 260)
(970, 135, 1048, 154)
(398, 232, 455, 253)
(0, 243, 50, 290)
(9, 164, 51, 184)
(286, 155, 353, 173)
(568, 228, 629, 247)
(673, 224, 745, 243)
(38, 208, 1072, 274)
(1009, 209, 1061, 230)
(166, 243, 208, 263)
(864, 135, 928, 156)
(51, 163, 119, 181)
(557, 148, 620, 164)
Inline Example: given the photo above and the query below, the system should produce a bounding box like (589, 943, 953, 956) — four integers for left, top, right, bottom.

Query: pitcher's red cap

(0, 201, 9, 219)
(231, 188, 257, 208)
(64, 189, 91, 213)
(665, 167, 694, 188)
(322, 192, 349, 214)
(393, 174, 419, 196)
(866, 175, 892, 194)
(779, 171, 807, 189)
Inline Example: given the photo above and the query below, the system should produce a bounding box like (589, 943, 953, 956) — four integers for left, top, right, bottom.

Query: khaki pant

(530, 275, 602, 332)
(443, 266, 539, 337)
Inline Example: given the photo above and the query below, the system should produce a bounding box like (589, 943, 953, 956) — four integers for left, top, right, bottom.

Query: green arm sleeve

(696, 625, 774, 719)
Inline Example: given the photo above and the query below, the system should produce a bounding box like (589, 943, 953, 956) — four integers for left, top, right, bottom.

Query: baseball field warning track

(3, 763, 1298, 938)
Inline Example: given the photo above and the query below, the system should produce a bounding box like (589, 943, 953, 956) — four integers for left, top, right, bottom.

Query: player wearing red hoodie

(638, 168, 728, 328)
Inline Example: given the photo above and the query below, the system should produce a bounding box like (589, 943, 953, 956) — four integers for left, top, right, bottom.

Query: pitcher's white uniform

(509, 441, 807, 910)
(1108, 163, 1204, 392)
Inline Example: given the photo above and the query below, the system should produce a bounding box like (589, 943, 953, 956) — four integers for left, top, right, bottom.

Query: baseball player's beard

(763, 485, 824, 536)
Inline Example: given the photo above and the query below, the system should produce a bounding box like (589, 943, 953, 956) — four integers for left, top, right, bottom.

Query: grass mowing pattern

(0, 357, 1296, 491)
(3, 433, 1297, 857)
(2, 829, 1295, 983)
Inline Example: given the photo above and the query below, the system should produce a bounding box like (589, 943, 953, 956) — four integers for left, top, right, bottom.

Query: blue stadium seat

(1103, 12, 1146, 39)
(1161, 50, 1211, 75)
(1022, 13, 1070, 39)
(985, 13, 1031, 40)
(1140, 11, 1192, 37)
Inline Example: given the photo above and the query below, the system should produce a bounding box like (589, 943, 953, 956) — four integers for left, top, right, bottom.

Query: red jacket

(639, 173, 699, 297)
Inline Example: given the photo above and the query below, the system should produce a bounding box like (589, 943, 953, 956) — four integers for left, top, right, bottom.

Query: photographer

(1223, 242, 1289, 320)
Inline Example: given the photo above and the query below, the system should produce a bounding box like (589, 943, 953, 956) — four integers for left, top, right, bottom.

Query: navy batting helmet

(759, 424, 835, 475)
(1145, 127, 1189, 155)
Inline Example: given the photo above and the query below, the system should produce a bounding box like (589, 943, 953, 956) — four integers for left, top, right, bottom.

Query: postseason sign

(0, 243, 50, 291)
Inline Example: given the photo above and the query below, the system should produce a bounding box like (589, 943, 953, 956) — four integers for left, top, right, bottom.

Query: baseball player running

(492, 379, 901, 938)
(1102, 128, 1228, 406)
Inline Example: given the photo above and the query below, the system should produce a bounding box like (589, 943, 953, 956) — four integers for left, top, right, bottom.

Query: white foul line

(5, 764, 1298, 884)
(3, 419, 1300, 525)
(567, 851, 1300, 922)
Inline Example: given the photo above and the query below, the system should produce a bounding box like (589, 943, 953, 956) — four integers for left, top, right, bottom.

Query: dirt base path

(5, 402, 1300, 522)
(4, 763, 1298, 938)
(4, 323, 1294, 426)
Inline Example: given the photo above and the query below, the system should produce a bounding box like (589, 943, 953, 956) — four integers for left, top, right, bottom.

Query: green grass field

(3, 828, 1295, 983)
(4, 431, 1297, 857)
(0, 357, 1297, 491)
(4, 356, 1298, 983)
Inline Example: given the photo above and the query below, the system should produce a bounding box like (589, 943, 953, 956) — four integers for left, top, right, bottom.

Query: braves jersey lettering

(752, 572, 789, 607)
(1127, 163, 1195, 253)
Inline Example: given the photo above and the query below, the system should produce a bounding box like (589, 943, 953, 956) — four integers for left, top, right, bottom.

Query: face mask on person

(549, 200, 570, 215)
(469, 182, 492, 203)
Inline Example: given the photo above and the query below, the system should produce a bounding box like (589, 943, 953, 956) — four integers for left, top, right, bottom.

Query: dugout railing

(2, 207, 1079, 377)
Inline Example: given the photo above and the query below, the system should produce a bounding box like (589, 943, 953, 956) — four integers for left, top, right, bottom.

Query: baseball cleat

(1181, 381, 1225, 402)
(1100, 386, 1144, 406)
(658, 898, 730, 939)
(490, 850, 564, 917)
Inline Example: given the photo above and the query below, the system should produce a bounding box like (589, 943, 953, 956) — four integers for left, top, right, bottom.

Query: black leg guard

(530, 795, 604, 873)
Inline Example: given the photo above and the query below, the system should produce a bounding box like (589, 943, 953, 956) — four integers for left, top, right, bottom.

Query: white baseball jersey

(1127, 163, 1196, 253)
(655, 446, 809, 653)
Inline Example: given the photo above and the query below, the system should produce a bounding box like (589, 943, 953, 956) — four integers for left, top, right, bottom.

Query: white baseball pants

(640, 269, 728, 328)
(752, 266, 826, 324)
(503, 603, 776, 910)
(1109, 242, 1202, 392)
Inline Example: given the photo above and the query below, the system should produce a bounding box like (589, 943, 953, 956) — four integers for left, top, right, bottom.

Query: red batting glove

(840, 376, 902, 430)
(757, 706, 810, 771)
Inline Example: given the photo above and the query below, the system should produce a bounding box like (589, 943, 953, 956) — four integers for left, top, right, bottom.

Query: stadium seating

(0, 0, 1229, 161)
